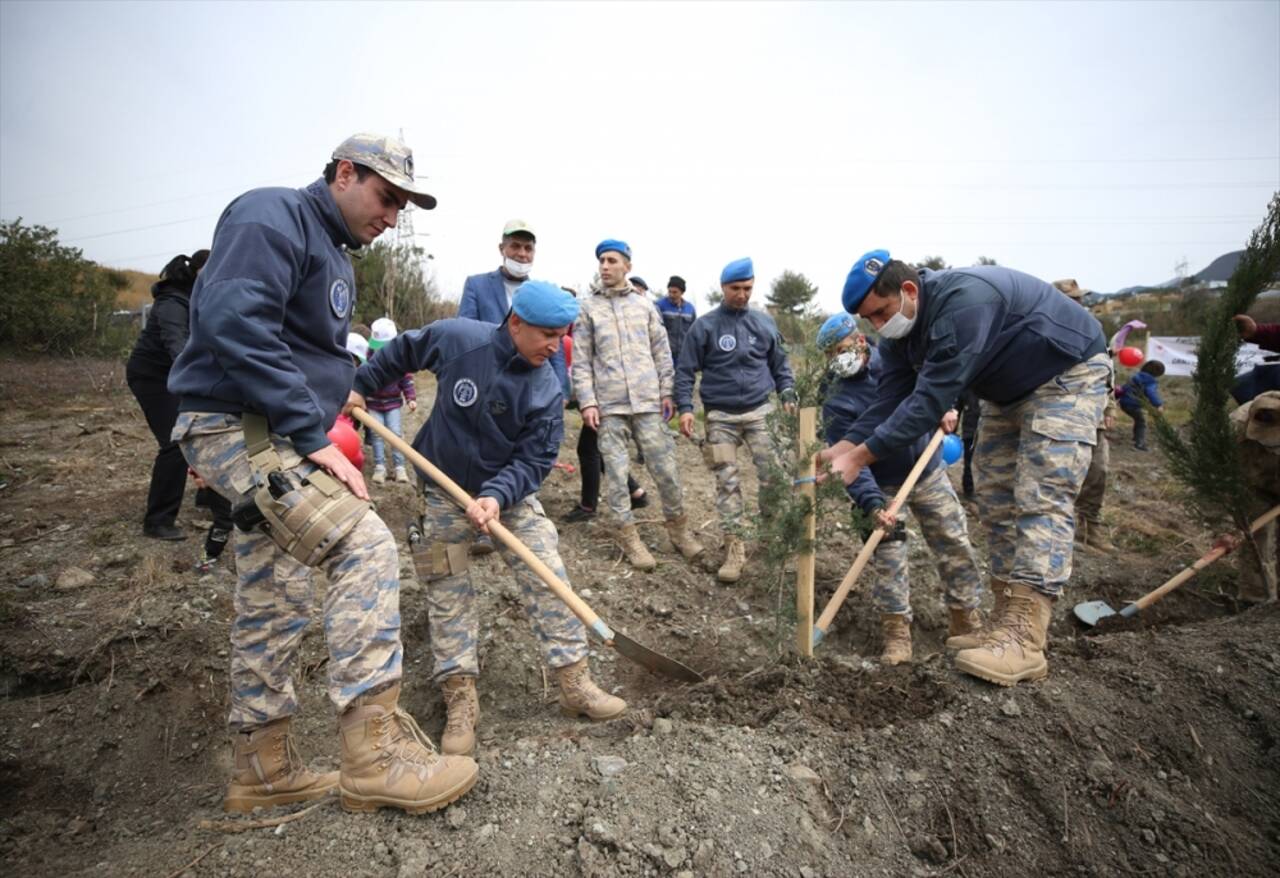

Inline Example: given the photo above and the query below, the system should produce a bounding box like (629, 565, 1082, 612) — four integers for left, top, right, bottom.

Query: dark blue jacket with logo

(822, 348, 940, 513)
(168, 178, 358, 455)
(675, 304, 795, 414)
(354, 318, 564, 510)
(850, 265, 1106, 460)
(458, 268, 569, 396)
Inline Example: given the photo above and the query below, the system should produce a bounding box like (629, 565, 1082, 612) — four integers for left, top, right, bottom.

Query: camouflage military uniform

(870, 466, 983, 618)
(174, 412, 403, 729)
(415, 486, 588, 680)
(704, 402, 780, 530)
(1232, 392, 1280, 602)
(1075, 388, 1116, 526)
(572, 285, 685, 524)
(973, 353, 1112, 597)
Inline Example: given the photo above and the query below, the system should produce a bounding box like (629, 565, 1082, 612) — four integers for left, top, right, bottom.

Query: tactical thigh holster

(235, 413, 369, 567)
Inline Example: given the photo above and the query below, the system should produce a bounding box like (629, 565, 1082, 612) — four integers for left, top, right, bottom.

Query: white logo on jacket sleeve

(329, 279, 351, 318)
(718, 334, 737, 352)
(453, 378, 479, 407)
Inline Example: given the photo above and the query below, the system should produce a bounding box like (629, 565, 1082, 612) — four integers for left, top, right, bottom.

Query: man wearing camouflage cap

(169, 133, 477, 816)
(351, 280, 626, 757)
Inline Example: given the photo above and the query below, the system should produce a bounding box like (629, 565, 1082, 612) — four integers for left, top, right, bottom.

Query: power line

(41, 171, 310, 225)
(61, 213, 217, 243)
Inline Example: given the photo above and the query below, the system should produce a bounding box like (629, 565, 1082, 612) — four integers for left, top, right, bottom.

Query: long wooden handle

(1130, 503, 1280, 612)
(813, 428, 948, 639)
(350, 407, 614, 642)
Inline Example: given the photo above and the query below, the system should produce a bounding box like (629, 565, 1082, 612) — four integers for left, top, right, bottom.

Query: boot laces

(443, 685, 477, 735)
(381, 707, 441, 768)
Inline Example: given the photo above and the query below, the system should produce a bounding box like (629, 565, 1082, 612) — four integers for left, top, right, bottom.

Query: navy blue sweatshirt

(822, 348, 940, 513)
(169, 179, 360, 455)
(354, 319, 563, 510)
(851, 266, 1106, 460)
(675, 304, 795, 414)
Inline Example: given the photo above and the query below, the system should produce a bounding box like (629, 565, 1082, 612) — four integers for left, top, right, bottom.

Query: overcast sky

(2, 0, 1277, 314)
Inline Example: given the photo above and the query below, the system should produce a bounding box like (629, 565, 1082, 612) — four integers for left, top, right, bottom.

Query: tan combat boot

(946, 606, 984, 647)
(440, 676, 479, 757)
(946, 579, 1010, 650)
(717, 536, 746, 583)
(1084, 518, 1117, 553)
(879, 614, 913, 666)
(954, 584, 1053, 687)
(556, 659, 627, 721)
(664, 514, 704, 561)
(223, 717, 338, 813)
(338, 683, 478, 814)
(617, 524, 657, 570)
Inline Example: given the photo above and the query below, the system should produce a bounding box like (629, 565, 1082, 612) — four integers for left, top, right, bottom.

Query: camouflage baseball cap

(331, 132, 437, 210)
(1053, 278, 1088, 300)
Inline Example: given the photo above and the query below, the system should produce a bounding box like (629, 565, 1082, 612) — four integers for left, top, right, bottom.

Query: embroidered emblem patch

(453, 378, 479, 407)
(329, 279, 351, 319)
(718, 334, 737, 352)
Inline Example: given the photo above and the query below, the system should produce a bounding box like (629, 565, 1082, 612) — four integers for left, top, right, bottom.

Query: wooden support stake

(796, 407, 817, 657)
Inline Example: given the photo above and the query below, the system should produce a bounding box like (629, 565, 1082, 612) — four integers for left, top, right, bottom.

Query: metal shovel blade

(612, 630, 705, 683)
(1073, 599, 1118, 627)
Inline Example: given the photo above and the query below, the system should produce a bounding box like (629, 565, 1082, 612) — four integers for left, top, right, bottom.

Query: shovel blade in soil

(611, 631, 704, 683)
(1073, 599, 1118, 627)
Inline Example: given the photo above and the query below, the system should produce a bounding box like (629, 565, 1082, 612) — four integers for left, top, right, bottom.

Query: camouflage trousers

(871, 466, 983, 619)
(599, 413, 684, 525)
(974, 353, 1112, 598)
(704, 403, 781, 531)
(1075, 428, 1110, 523)
(1239, 517, 1279, 603)
(173, 412, 402, 730)
(416, 486, 588, 682)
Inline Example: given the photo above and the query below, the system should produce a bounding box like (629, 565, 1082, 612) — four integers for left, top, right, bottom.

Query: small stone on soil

(55, 567, 94, 590)
(1000, 698, 1022, 717)
(17, 573, 48, 589)
(593, 755, 627, 777)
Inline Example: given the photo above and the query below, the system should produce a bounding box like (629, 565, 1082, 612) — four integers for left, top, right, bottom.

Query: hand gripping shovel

(1073, 503, 1280, 626)
(351, 407, 704, 682)
(812, 428, 947, 646)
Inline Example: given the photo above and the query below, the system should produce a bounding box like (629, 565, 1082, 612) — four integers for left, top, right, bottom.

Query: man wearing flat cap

(656, 275, 697, 367)
(822, 251, 1110, 687)
(169, 133, 477, 815)
(675, 258, 796, 582)
(573, 239, 704, 570)
(352, 280, 627, 758)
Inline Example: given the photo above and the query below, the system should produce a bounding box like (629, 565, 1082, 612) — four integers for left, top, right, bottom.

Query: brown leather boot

(946, 579, 1010, 650)
(339, 683, 478, 814)
(556, 659, 627, 721)
(879, 614, 912, 666)
(617, 524, 656, 570)
(664, 514, 704, 561)
(223, 717, 338, 813)
(1084, 518, 1117, 552)
(954, 584, 1053, 687)
(717, 536, 746, 583)
(946, 606, 984, 646)
(440, 676, 479, 757)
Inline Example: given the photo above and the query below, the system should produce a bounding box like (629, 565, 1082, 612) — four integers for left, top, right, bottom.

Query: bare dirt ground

(1, 356, 1277, 878)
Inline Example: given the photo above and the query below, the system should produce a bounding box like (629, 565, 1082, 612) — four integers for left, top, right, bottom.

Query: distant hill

(113, 269, 159, 310)
(1104, 250, 1244, 297)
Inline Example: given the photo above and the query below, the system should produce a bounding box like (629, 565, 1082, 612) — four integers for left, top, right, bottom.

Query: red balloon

(1118, 346, 1144, 367)
(328, 418, 364, 469)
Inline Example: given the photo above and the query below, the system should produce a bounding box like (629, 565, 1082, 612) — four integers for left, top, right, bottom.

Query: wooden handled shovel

(812, 428, 948, 646)
(350, 407, 704, 682)
(1073, 503, 1280, 626)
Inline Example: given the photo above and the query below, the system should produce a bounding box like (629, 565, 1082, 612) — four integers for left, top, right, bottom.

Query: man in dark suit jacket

(458, 219, 568, 394)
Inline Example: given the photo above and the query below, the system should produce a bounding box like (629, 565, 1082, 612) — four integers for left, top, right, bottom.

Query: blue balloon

(941, 433, 964, 466)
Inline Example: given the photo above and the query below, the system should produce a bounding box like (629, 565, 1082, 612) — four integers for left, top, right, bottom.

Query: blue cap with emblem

(720, 257, 754, 285)
(512, 280, 580, 328)
(842, 249, 891, 313)
(595, 239, 631, 260)
(816, 313, 857, 350)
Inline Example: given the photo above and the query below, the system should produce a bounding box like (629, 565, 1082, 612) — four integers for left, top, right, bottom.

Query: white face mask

(877, 307, 916, 339)
(830, 351, 866, 378)
(504, 257, 532, 279)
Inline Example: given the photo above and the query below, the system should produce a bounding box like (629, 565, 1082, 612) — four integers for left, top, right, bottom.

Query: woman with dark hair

(125, 249, 210, 539)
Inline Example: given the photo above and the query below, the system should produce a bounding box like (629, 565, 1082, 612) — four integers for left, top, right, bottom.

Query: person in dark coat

(125, 250, 209, 539)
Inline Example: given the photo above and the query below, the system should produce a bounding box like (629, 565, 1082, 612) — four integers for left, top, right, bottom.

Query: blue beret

(842, 248, 891, 313)
(595, 239, 631, 260)
(512, 280, 580, 328)
(816, 313, 857, 349)
(720, 257, 754, 284)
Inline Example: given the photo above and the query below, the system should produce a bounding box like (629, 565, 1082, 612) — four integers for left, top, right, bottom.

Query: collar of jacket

(303, 178, 361, 251)
(716, 303, 751, 318)
(150, 278, 192, 301)
(491, 323, 535, 372)
(597, 283, 636, 299)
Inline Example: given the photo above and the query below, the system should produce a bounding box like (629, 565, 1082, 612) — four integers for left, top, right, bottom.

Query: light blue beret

(816, 313, 857, 349)
(595, 239, 632, 260)
(512, 280, 580, 328)
(720, 257, 754, 284)
(842, 248, 891, 313)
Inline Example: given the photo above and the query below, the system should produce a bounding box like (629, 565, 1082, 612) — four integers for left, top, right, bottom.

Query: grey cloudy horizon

(1, 0, 1277, 316)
